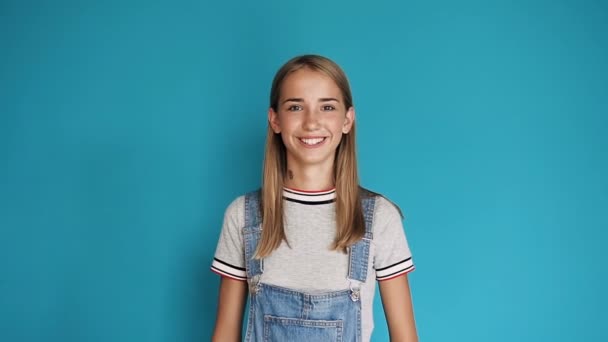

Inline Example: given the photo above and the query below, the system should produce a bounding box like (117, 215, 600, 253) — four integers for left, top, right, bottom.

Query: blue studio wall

(1, 0, 606, 341)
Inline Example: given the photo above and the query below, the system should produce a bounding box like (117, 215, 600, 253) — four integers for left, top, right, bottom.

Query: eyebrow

(282, 98, 304, 104)
(282, 97, 341, 104)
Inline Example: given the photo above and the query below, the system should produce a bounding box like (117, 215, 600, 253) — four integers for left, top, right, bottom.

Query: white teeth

(300, 138, 325, 145)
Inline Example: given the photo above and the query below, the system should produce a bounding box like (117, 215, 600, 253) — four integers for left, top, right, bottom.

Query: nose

(302, 108, 320, 131)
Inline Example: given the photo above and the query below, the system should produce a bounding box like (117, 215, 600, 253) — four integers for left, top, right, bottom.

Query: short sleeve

(210, 196, 247, 281)
(372, 196, 415, 281)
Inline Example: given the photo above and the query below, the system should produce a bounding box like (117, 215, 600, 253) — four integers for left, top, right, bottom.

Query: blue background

(1, 0, 607, 341)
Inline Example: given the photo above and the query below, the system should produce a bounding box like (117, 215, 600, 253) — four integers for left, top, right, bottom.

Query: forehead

(280, 68, 342, 98)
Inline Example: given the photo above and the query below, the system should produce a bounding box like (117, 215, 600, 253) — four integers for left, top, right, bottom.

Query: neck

(284, 159, 334, 191)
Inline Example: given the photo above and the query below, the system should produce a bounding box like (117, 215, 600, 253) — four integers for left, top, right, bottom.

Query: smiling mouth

(299, 137, 327, 146)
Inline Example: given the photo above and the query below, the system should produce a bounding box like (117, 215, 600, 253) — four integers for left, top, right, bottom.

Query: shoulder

(224, 187, 262, 219)
(360, 187, 406, 238)
(225, 194, 244, 214)
(221, 193, 247, 230)
(359, 187, 404, 220)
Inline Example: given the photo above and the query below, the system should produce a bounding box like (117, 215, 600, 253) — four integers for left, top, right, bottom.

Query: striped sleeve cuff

(211, 258, 247, 281)
(376, 257, 415, 281)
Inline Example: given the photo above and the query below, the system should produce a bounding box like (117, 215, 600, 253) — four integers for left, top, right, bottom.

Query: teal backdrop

(1, 0, 606, 341)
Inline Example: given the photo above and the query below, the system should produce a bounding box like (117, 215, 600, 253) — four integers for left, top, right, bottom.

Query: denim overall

(243, 190, 376, 342)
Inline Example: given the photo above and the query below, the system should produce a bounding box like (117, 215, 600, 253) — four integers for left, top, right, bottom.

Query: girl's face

(269, 68, 354, 172)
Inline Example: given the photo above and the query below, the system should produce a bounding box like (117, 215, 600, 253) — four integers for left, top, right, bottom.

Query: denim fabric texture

(243, 190, 376, 342)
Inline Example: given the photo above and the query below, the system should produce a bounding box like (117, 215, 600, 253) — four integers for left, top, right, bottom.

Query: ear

(268, 108, 281, 133)
(342, 106, 355, 134)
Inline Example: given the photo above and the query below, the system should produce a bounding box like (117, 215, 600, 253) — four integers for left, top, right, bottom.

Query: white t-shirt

(211, 187, 415, 341)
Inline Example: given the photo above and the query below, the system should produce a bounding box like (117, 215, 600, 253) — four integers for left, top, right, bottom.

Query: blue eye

(287, 105, 302, 111)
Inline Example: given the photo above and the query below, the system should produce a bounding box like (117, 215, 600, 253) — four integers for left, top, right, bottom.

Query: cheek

(277, 115, 295, 129)
(331, 118, 348, 132)
(280, 132, 292, 147)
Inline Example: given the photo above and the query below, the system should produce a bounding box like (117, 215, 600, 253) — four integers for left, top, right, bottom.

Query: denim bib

(242, 190, 376, 342)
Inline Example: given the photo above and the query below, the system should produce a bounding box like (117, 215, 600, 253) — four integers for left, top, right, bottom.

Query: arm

(378, 274, 418, 342)
(211, 277, 249, 342)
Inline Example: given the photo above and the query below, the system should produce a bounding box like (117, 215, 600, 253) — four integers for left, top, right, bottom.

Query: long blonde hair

(256, 54, 365, 258)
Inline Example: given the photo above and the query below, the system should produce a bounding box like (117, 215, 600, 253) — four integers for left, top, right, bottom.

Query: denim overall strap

(244, 192, 373, 342)
(243, 190, 263, 280)
(347, 195, 376, 285)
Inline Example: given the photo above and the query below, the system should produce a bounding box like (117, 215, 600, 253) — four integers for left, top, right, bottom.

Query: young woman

(211, 55, 418, 341)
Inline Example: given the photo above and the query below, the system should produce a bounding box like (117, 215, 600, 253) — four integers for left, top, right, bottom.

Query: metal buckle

(350, 288, 360, 302)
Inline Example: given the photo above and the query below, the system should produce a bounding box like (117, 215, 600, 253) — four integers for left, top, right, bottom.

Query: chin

(294, 155, 334, 167)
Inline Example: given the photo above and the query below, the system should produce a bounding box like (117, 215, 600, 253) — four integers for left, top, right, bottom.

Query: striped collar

(282, 187, 336, 205)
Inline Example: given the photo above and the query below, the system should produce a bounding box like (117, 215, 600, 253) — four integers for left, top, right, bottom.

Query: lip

(298, 136, 327, 139)
(297, 136, 328, 148)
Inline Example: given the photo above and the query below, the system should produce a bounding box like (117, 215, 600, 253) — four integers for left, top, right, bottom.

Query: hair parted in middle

(255, 54, 367, 259)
